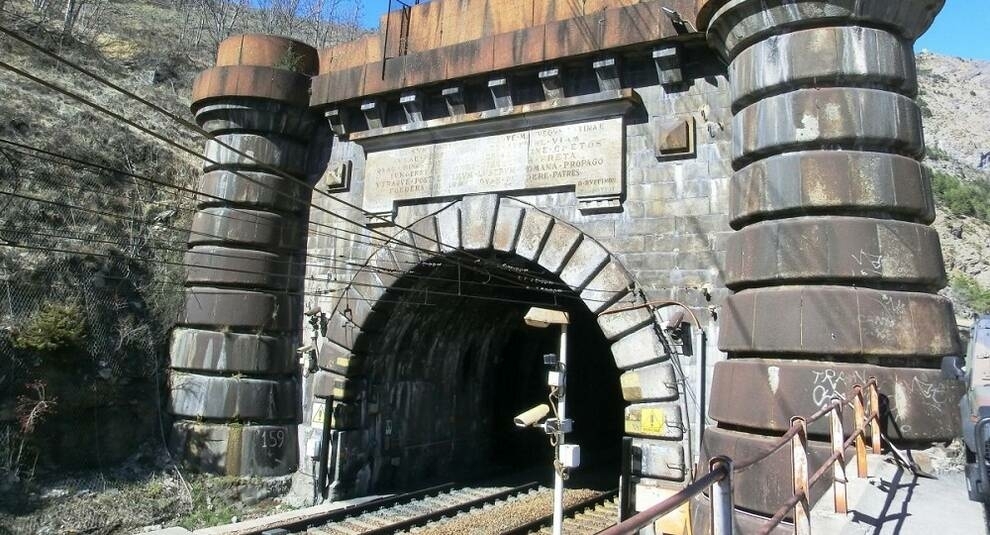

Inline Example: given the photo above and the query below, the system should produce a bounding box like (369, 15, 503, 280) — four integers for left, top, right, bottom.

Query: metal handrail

(603, 378, 885, 535)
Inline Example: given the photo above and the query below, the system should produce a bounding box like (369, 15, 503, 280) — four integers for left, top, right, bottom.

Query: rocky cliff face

(918, 53, 990, 319)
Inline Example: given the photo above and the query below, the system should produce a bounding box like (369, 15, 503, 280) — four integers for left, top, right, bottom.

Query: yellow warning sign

(640, 408, 666, 435)
(311, 401, 326, 426)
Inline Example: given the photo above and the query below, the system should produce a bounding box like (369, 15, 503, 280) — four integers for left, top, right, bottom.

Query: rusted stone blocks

(168, 35, 319, 476)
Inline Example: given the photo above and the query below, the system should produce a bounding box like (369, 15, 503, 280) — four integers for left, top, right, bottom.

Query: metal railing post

(868, 378, 881, 454)
(829, 398, 847, 514)
(618, 436, 633, 522)
(790, 417, 810, 535)
(710, 456, 734, 535)
(853, 385, 868, 478)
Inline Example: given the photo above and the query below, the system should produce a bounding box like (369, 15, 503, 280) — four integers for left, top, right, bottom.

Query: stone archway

(310, 194, 688, 498)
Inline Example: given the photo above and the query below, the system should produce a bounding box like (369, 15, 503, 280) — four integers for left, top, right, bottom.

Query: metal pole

(791, 417, 810, 535)
(619, 436, 633, 522)
(553, 322, 568, 535)
(868, 379, 881, 454)
(853, 386, 868, 478)
(710, 456, 734, 535)
(830, 399, 847, 514)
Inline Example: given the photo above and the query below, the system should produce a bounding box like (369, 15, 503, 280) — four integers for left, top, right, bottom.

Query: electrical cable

(0, 41, 567, 294)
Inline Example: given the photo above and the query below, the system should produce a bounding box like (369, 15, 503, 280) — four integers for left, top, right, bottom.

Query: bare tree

(304, 0, 363, 48)
(259, 0, 303, 37)
(198, 0, 249, 48)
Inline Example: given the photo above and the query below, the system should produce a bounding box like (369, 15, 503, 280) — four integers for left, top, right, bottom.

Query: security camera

(297, 344, 316, 354)
(304, 306, 323, 317)
(514, 404, 550, 428)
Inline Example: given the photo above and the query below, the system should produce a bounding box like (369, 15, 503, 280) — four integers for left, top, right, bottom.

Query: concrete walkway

(812, 454, 987, 534)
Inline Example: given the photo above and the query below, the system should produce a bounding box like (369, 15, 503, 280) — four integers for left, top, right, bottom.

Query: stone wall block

(202, 133, 308, 177)
(729, 25, 916, 110)
(184, 246, 301, 291)
(724, 217, 947, 289)
(197, 170, 307, 213)
(313, 370, 361, 400)
(732, 88, 924, 167)
(317, 338, 365, 377)
(699, 427, 836, 517)
(407, 216, 442, 255)
(718, 286, 960, 358)
(179, 288, 300, 333)
(729, 151, 935, 229)
(194, 100, 315, 139)
(611, 324, 668, 369)
(707, 0, 944, 61)
(169, 421, 298, 476)
(168, 372, 298, 420)
(708, 358, 964, 441)
(189, 208, 303, 252)
(170, 328, 294, 374)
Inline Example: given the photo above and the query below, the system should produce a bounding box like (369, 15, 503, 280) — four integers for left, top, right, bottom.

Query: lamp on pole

(522, 306, 576, 535)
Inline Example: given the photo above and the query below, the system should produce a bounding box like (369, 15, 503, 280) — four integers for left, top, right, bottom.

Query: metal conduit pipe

(166, 34, 319, 476)
(698, 0, 965, 519)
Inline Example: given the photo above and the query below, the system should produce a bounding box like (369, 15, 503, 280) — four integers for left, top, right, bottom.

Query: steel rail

(501, 489, 619, 535)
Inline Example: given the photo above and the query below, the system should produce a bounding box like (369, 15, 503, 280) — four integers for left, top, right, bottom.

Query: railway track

(279, 482, 618, 534)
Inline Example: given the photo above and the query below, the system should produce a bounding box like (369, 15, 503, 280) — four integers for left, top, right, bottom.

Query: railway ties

(302, 483, 619, 534)
(307, 482, 540, 535)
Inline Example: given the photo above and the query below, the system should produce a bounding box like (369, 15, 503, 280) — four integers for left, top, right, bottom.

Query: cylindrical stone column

(701, 0, 964, 518)
(167, 34, 318, 476)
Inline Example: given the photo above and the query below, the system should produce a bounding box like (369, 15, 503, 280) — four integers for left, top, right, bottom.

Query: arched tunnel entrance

(356, 251, 624, 493)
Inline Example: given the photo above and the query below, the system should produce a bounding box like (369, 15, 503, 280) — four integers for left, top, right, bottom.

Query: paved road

(812, 455, 987, 534)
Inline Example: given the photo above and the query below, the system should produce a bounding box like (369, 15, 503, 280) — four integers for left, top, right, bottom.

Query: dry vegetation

(0, 0, 362, 532)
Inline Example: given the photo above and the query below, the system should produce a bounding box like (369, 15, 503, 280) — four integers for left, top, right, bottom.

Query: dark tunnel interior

(358, 251, 624, 493)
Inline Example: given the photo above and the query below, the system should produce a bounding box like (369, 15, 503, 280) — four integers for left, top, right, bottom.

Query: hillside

(0, 0, 988, 531)
(917, 53, 990, 319)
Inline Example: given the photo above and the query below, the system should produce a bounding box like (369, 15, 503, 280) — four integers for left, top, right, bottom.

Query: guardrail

(601, 378, 883, 535)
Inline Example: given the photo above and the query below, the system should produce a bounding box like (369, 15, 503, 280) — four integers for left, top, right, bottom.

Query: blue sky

(361, 0, 988, 60)
(916, 0, 990, 60)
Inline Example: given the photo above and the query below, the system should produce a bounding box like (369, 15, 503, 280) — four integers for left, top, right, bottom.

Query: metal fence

(602, 379, 884, 535)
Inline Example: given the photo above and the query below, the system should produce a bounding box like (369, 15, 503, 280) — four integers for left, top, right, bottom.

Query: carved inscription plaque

(363, 117, 623, 215)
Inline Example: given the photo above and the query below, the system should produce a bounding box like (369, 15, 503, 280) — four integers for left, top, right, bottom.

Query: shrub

(930, 171, 990, 221)
(951, 272, 990, 314)
(11, 302, 87, 353)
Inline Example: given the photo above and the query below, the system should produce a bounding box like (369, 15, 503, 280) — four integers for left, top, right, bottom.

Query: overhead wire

(0, 224, 578, 296)
(0, 240, 587, 309)
(0, 22, 569, 293)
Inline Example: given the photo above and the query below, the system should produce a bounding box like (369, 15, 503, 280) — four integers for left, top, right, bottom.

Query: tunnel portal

(354, 252, 623, 493)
